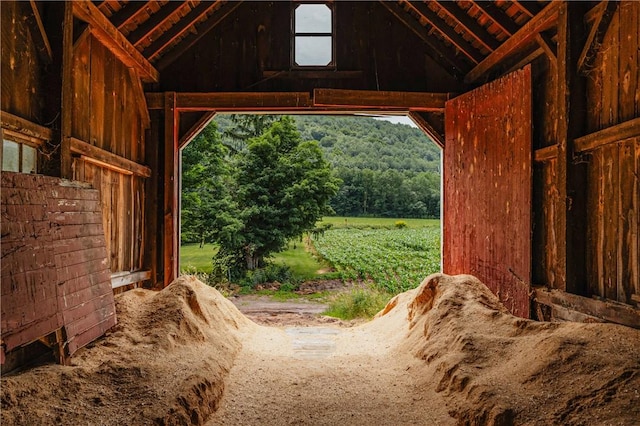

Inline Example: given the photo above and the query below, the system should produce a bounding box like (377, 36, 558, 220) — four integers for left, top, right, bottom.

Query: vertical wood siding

(444, 67, 532, 318)
(71, 33, 148, 276)
(583, 1, 639, 304)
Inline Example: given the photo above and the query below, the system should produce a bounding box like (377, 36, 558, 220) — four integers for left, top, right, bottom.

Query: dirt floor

(2, 274, 640, 425)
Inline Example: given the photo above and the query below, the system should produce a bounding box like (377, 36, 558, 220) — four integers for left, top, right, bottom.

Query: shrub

(394, 220, 407, 229)
(323, 287, 390, 320)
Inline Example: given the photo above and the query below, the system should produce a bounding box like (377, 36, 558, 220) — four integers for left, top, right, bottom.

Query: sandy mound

(376, 273, 640, 425)
(2, 276, 254, 426)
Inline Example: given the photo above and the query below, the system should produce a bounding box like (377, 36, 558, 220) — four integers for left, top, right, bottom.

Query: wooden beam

(534, 288, 640, 329)
(535, 33, 557, 63)
(554, 2, 589, 294)
(142, 1, 223, 62)
(574, 118, 640, 153)
(61, 2, 74, 179)
(72, 0, 159, 82)
(511, 0, 540, 18)
(111, 1, 150, 30)
(163, 93, 179, 287)
(154, 1, 243, 70)
(26, 1, 53, 64)
(577, 0, 619, 75)
(111, 270, 151, 289)
(1, 110, 53, 140)
(378, 0, 469, 77)
(465, 1, 560, 83)
(503, 46, 544, 76)
(408, 111, 445, 148)
(408, 1, 484, 63)
(128, 1, 186, 47)
(470, 1, 520, 36)
(179, 111, 217, 150)
(146, 92, 313, 111)
(128, 69, 151, 129)
(313, 89, 449, 112)
(433, 0, 500, 51)
(70, 137, 152, 177)
(534, 144, 558, 162)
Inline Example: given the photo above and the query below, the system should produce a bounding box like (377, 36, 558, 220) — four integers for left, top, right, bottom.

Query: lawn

(180, 243, 218, 273)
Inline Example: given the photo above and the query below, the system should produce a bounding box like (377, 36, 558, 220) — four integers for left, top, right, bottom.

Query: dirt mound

(377, 273, 640, 425)
(2, 276, 253, 425)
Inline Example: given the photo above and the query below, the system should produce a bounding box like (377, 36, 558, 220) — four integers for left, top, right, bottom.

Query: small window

(292, 3, 334, 67)
(2, 138, 38, 174)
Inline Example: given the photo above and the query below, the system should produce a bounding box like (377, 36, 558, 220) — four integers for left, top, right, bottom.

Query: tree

(181, 123, 241, 247)
(215, 116, 340, 273)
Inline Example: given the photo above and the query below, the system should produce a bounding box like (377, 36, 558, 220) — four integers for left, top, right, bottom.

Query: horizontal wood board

(1, 172, 117, 361)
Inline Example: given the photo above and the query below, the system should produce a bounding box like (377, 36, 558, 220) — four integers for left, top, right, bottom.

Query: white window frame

(291, 2, 336, 69)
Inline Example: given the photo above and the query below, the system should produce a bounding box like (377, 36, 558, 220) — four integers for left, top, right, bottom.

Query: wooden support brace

(574, 118, 640, 153)
(71, 0, 159, 82)
(465, 2, 560, 84)
(535, 33, 557, 64)
(26, 1, 53, 64)
(179, 111, 217, 150)
(534, 144, 558, 162)
(313, 89, 450, 112)
(70, 137, 151, 177)
(577, 0, 619, 75)
(408, 111, 445, 148)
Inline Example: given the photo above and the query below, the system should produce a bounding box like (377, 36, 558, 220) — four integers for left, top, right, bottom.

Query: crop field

(311, 223, 441, 294)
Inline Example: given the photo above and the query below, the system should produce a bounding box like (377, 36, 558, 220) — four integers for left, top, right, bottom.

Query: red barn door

(443, 66, 532, 318)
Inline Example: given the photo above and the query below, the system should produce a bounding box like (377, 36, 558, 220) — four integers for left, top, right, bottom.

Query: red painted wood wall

(1, 172, 117, 362)
(443, 66, 532, 318)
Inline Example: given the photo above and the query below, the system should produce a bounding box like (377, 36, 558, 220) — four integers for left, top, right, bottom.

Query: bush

(323, 287, 390, 320)
(394, 220, 407, 229)
(240, 263, 295, 288)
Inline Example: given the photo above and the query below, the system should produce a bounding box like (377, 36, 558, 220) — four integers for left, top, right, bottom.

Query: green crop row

(311, 226, 441, 294)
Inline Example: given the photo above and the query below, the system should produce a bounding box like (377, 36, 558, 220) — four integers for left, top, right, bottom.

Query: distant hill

(214, 114, 441, 218)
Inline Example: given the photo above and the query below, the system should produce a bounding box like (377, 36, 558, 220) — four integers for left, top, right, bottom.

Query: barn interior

(1, 0, 639, 423)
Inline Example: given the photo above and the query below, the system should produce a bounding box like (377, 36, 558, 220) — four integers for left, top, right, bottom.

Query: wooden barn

(1, 0, 638, 368)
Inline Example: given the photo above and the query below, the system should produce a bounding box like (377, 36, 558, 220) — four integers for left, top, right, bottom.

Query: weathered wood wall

(0, 2, 44, 125)
(444, 67, 532, 318)
(583, 1, 639, 305)
(70, 32, 149, 280)
(533, 1, 639, 306)
(1, 173, 116, 362)
(160, 1, 463, 94)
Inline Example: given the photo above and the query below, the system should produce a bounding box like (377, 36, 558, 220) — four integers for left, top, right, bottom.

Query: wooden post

(144, 113, 161, 288)
(163, 92, 179, 287)
(60, 2, 73, 179)
(555, 2, 588, 294)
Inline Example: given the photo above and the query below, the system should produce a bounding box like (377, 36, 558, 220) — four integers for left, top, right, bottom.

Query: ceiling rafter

(110, 1, 150, 30)
(142, 1, 223, 61)
(433, 1, 500, 52)
(128, 1, 187, 47)
(511, 0, 541, 18)
(155, 1, 244, 70)
(378, 0, 470, 78)
(470, 1, 520, 36)
(407, 1, 484, 64)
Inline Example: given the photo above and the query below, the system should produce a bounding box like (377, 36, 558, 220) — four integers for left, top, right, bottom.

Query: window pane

(2, 140, 20, 172)
(22, 144, 36, 174)
(295, 36, 332, 66)
(295, 4, 331, 33)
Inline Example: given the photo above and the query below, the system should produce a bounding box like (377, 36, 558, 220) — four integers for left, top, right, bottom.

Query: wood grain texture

(1, 173, 116, 360)
(444, 66, 532, 318)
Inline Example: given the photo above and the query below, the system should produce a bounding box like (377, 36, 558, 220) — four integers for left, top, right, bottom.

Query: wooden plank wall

(443, 67, 532, 318)
(71, 33, 148, 278)
(533, 1, 639, 306)
(1, 172, 116, 361)
(0, 2, 44, 124)
(583, 1, 639, 305)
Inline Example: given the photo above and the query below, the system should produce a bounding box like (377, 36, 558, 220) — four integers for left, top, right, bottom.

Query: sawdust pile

(2, 276, 254, 425)
(375, 273, 640, 425)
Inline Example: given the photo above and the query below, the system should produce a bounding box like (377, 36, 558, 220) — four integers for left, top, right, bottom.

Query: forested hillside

(215, 115, 442, 218)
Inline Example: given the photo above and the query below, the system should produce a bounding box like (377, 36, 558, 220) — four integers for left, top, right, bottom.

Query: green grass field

(319, 216, 439, 229)
(180, 217, 442, 291)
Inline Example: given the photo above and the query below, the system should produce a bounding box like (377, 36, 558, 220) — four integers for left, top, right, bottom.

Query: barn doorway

(178, 112, 443, 318)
